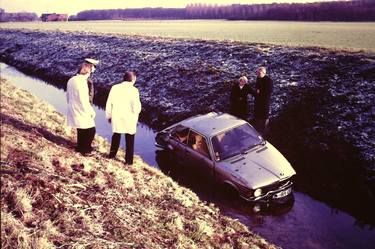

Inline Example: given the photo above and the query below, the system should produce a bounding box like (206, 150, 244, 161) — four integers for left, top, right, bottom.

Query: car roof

(179, 112, 247, 137)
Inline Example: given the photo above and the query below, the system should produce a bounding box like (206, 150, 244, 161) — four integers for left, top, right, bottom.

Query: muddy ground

(0, 29, 374, 223)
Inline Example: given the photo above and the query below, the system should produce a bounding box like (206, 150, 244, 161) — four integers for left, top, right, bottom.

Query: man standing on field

(252, 67, 273, 134)
(230, 76, 253, 120)
(106, 71, 141, 165)
(66, 58, 99, 155)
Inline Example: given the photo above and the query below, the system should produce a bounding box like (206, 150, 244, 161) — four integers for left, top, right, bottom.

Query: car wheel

(220, 183, 239, 200)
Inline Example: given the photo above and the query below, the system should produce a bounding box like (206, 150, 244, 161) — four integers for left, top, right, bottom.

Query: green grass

(1, 20, 374, 52)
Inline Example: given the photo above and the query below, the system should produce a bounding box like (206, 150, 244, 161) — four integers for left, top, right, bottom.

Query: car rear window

(171, 125, 189, 144)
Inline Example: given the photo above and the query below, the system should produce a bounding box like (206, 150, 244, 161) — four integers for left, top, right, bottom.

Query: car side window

(188, 131, 211, 159)
(171, 126, 189, 144)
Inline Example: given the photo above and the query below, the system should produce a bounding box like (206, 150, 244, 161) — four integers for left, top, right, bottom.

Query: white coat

(66, 74, 96, 129)
(105, 82, 141, 134)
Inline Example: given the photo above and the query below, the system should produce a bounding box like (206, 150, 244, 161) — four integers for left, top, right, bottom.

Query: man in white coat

(66, 58, 98, 155)
(106, 71, 141, 165)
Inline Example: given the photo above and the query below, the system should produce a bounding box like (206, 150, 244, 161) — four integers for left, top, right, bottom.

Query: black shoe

(81, 151, 94, 156)
(107, 154, 115, 159)
(80, 147, 95, 156)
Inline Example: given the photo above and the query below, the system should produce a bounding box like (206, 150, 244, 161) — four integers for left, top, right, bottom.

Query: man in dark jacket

(253, 67, 273, 134)
(84, 58, 98, 105)
(230, 76, 253, 120)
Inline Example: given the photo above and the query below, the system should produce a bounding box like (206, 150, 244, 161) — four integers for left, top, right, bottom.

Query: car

(155, 112, 296, 203)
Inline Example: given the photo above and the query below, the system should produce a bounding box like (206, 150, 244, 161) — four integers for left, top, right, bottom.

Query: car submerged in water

(155, 112, 296, 203)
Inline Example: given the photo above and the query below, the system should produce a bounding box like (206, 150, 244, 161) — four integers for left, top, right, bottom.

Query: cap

(84, 58, 99, 65)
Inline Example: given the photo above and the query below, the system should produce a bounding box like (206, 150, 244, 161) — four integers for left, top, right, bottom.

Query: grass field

(1, 20, 374, 52)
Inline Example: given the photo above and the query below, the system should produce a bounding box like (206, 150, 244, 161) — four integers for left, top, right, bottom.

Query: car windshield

(211, 124, 263, 161)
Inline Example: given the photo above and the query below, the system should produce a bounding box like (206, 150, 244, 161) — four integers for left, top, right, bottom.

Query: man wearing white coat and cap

(66, 58, 99, 155)
(106, 71, 141, 165)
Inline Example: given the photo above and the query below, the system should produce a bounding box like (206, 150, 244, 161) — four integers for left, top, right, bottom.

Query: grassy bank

(0, 78, 278, 248)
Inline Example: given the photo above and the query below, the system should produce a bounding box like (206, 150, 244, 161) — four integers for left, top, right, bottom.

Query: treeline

(1, 1, 374, 22)
(72, 0, 375, 21)
(186, 0, 375, 21)
(71, 8, 186, 21)
(0, 8, 38, 22)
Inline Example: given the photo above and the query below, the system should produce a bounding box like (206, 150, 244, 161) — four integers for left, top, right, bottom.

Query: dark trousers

(230, 105, 248, 121)
(76, 127, 96, 153)
(109, 133, 135, 165)
(255, 118, 270, 135)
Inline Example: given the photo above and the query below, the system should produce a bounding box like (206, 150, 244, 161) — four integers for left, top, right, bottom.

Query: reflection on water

(1, 62, 374, 249)
(155, 150, 375, 249)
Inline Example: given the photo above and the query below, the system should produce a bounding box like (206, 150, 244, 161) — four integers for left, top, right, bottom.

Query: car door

(169, 125, 190, 163)
(185, 130, 215, 177)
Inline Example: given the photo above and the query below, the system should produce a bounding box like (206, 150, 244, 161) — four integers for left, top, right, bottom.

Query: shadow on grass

(0, 113, 75, 149)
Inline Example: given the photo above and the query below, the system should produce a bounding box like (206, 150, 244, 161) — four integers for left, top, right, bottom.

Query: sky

(0, 0, 344, 16)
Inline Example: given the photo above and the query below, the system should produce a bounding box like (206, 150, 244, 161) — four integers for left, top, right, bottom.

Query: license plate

(273, 188, 292, 199)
